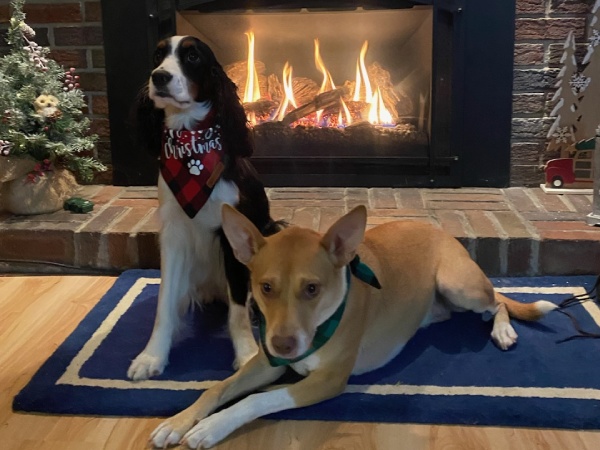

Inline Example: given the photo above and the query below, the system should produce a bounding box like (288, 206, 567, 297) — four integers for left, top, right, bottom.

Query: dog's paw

(150, 415, 195, 448)
(127, 352, 167, 381)
(182, 411, 234, 449)
(491, 322, 518, 350)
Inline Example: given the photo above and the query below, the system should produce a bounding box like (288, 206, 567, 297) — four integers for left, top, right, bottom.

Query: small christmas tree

(0, 0, 105, 182)
(547, 0, 600, 147)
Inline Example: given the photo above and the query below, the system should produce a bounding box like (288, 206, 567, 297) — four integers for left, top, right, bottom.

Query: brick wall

(0, 0, 596, 187)
(512, 0, 594, 186)
(0, 0, 111, 183)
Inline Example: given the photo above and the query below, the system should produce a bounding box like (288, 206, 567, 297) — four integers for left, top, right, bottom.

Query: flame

(368, 88, 394, 125)
(276, 62, 297, 121)
(243, 31, 261, 103)
(353, 41, 372, 102)
(338, 98, 352, 127)
(314, 39, 336, 93)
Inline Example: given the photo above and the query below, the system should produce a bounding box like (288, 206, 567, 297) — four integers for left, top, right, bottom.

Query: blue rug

(13, 270, 600, 429)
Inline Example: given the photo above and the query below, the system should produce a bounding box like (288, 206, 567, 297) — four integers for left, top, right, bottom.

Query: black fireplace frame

(101, 0, 515, 187)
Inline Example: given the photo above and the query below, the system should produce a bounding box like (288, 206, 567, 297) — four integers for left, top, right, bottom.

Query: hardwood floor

(0, 275, 598, 450)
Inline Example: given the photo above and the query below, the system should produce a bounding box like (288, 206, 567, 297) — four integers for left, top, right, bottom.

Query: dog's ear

(320, 205, 367, 268)
(222, 204, 266, 265)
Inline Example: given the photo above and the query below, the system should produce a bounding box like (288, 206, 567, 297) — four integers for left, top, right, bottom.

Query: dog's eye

(261, 283, 272, 295)
(153, 50, 164, 67)
(186, 52, 199, 63)
(305, 283, 320, 299)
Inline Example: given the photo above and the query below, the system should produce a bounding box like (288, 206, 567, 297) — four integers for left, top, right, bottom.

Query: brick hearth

(0, 187, 598, 276)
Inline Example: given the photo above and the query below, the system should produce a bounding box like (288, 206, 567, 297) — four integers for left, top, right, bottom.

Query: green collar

(257, 255, 381, 367)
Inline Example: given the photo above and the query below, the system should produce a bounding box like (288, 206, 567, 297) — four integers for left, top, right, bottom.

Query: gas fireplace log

(281, 87, 349, 126)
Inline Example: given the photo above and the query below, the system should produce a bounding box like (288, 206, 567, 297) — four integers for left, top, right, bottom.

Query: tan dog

(150, 205, 557, 449)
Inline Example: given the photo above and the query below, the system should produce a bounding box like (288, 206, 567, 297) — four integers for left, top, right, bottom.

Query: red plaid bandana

(160, 111, 225, 218)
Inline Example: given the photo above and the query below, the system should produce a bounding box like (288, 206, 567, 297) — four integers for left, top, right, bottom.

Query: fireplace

(101, 0, 515, 187)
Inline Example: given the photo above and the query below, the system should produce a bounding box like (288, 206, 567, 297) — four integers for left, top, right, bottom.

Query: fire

(353, 41, 372, 102)
(338, 98, 353, 127)
(240, 33, 396, 127)
(243, 31, 261, 103)
(368, 88, 393, 125)
(353, 40, 393, 125)
(314, 39, 336, 93)
(276, 62, 297, 121)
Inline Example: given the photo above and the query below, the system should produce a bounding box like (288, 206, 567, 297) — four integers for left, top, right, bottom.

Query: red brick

(85, 1, 102, 22)
(474, 238, 504, 276)
(345, 188, 369, 210)
(79, 72, 107, 92)
(109, 207, 153, 233)
(90, 117, 110, 138)
(367, 208, 428, 217)
(514, 44, 545, 65)
(54, 26, 103, 46)
(80, 206, 126, 233)
(533, 221, 600, 231)
(91, 185, 123, 205)
(513, 93, 545, 115)
(515, 18, 586, 40)
(366, 216, 436, 227)
(492, 211, 534, 238)
(506, 238, 534, 276)
(504, 188, 541, 212)
(270, 206, 294, 223)
(550, 0, 593, 14)
(0, 228, 75, 265)
(427, 201, 509, 211)
(539, 235, 600, 274)
(106, 233, 138, 269)
(119, 187, 158, 199)
(530, 189, 573, 212)
(426, 193, 505, 202)
(49, 49, 87, 68)
(111, 198, 159, 208)
(137, 208, 160, 268)
(318, 207, 345, 233)
(564, 194, 593, 214)
(434, 210, 472, 239)
(291, 207, 320, 230)
(91, 95, 109, 115)
(516, 0, 546, 14)
(91, 49, 105, 68)
(24, 4, 82, 23)
(464, 210, 502, 238)
(369, 188, 397, 209)
(0, 5, 9, 23)
(269, 188, 343, 200)
(270, 199, 344, 208)
(396, 189, 425, 209)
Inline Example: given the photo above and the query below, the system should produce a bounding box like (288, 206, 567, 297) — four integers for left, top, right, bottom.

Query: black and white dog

(128, 36, 280, 380)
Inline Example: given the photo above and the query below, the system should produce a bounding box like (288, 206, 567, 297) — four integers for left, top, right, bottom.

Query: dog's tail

(495, 292, 557, 321)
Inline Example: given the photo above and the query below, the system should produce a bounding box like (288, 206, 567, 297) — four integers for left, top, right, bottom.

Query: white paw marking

(182, 411, 233, 449)
(187, 159, 204, 175)
(150, 419, 188, 448)
(491, 322, 518, 350)
(127, 352, 167, 381)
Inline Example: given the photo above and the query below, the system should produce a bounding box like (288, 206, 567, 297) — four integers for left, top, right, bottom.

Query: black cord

(556, 275, 600, 343)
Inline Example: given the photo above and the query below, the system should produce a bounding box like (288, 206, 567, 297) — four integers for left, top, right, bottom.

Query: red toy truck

(545, 139, 595, 189)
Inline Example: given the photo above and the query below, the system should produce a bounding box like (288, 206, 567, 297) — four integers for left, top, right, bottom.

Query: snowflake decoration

(0, 139, 12, 156)
(570, 72, 591, 94)
(590, 29, 600, 47)
(552, 126, 572, 144)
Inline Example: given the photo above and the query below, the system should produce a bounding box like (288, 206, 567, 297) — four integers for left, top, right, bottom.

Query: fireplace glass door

(178, 5, 434, 185)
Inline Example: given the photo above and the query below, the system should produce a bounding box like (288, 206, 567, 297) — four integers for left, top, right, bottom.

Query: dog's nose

(151, 70, 173, 88)
(271, 335, 297, 356)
